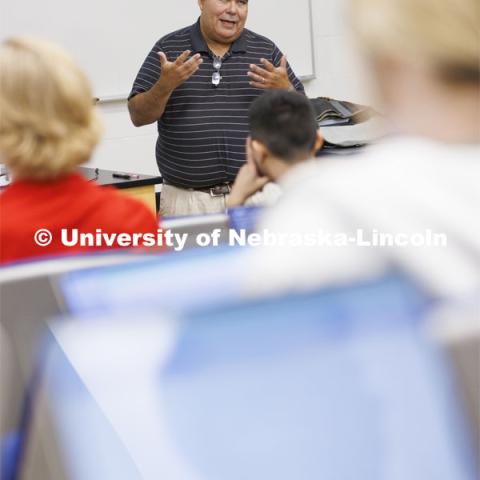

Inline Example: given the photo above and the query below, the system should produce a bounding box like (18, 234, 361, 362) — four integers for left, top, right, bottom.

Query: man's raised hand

(158, 50, 203, 91)
(248, 55, 293, 90)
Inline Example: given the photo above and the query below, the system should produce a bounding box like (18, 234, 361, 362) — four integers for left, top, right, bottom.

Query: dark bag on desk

(311, 97, 376, 127)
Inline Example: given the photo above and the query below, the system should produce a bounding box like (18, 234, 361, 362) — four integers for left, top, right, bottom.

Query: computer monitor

(40, 273, 477, 480)
(57, 245, 247, 317)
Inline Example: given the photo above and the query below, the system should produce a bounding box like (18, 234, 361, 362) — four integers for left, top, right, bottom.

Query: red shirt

(0, 173, 160, 265)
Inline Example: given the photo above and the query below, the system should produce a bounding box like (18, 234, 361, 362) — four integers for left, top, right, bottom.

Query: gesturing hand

(248, 55, 293, 90)
(158, 50, 203, 92)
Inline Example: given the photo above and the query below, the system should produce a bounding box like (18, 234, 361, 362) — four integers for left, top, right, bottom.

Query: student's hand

(227, 163, 270, 208)
(248, 56, 293, 90)
(227, 140, 270, 208)
(157, 50, 203, 92)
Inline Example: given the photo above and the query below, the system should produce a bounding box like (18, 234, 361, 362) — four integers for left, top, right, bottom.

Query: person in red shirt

(0, 37, 161, 265)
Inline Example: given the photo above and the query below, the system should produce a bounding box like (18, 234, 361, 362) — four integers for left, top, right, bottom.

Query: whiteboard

(0, 0, 315, 101)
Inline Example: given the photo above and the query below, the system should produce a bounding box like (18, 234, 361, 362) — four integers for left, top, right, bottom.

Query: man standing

(128, 0, 304, 216)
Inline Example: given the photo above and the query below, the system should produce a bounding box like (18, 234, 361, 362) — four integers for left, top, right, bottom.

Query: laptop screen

(58, 245, 246, 317)
(44, 275, 476, 480)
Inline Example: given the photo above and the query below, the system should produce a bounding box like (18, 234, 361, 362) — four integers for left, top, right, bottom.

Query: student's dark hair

(248, 90, 318, 162)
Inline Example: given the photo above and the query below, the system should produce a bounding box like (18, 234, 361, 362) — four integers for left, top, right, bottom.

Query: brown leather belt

(164, 181, 233, 197)
(195, 183, 233, 197)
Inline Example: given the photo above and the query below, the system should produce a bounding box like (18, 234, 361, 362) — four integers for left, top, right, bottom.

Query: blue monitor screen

(44, 275, 477, 480)
(58, 245, 245, 317)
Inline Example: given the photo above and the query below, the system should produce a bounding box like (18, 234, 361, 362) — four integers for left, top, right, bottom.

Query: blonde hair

(350, 0, 480, 85)
(0, 37, 102, 180)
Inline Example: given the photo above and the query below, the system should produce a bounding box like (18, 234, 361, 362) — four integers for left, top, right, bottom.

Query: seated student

(226, 91, 323, 208)
(0, 38, 160, 265)
(244, 0, 480, 300)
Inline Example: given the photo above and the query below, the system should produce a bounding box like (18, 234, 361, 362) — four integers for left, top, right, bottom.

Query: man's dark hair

(248, 90, 318, 162)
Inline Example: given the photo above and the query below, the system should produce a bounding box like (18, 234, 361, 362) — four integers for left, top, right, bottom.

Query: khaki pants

(159, 183, 281, 217)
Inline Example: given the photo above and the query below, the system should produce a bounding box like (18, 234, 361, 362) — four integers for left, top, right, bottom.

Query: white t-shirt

(244, 137, 480, 300)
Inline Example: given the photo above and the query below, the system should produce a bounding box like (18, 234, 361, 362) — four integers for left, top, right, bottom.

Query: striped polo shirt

(129, 19, 305, 188)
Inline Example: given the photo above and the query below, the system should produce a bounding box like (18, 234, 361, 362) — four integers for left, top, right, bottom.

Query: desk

(0, 167, 163, 214)
(78, 167, 162, 214)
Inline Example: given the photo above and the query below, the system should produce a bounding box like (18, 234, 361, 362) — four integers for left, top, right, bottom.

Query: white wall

(88, 0, 370, 176)
(306, 0, 369, 101)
